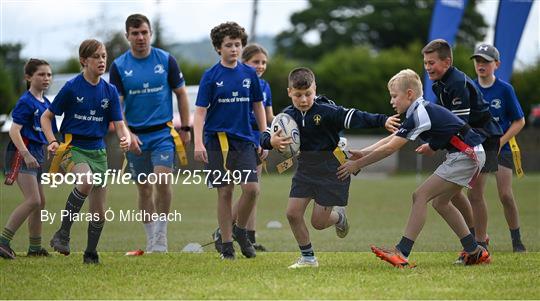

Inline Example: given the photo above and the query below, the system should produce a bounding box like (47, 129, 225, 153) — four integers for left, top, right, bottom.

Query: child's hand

(259, 148, 269, 160)
(22, 151, 40, 169)
(336, 160, 361, 180)
(385, 114, 401, 133)
(194, 143, 208, 163)
(119, 136, 131, 152)
(130, 133, 143, 155)
(415, 143, 435, 156)
(270, 129, 292, 150)
(348, 149, 364, 160)
(47, 141, 59, 156)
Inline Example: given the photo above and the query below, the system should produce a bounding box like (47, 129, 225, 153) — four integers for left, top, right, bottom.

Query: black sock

(60, 188, 87, 233)
(510, 228, 522, 243)
(85, 220, 104, 253)
(461, 234, 478, 253)
(396, 236, 414, 258)
(469, 227, 476, 238)
(247, 230, 256, 244)
(222, 241, 233, 253)
(299, 243, 314, 258)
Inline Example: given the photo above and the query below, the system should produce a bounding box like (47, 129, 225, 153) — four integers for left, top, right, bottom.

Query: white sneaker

(152, 232, 168, 252)
(288, 257, 319, 269)
(334, 206, 349, 238)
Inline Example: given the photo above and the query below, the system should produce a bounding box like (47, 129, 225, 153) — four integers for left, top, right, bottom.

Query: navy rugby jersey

(49, 74, 123, 149)
(396, 97, 485, 152)
(432, 66, 502, 138)
(261, 97, 388, 166)
(474, 78, 523, 153)
(110, 47, 184, 129)
(196, 62, 263, 145)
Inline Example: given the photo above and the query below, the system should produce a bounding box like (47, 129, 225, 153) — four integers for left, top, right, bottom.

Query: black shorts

(498, 152, 514, 170)
(205, 134, 258, 188)
(289, 168, 350, 207)
(481, 136, 500, 173)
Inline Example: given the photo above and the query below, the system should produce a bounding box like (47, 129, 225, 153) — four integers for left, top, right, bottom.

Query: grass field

(1, 173, 539, 299)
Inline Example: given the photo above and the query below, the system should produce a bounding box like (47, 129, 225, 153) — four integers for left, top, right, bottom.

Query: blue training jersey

(249, 78, 273, 145)
(196, 62, 263, 144)
(11, 90, 57, 147)
(474, 78, 524, 153)
(49, 73, 123, 149)
(109, 47, 185, 129)
(396, 97, 485, 152)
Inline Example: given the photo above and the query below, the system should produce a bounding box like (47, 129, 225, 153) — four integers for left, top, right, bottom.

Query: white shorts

(434, 144, 486, 188)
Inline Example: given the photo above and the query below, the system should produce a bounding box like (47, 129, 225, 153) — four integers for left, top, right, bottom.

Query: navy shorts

(498, 152, 514, 170)
(4, 141, 44, 178)
(205, 134, 258, 188)
(290, 161, 350, 207)
(481, 135, 500, 173)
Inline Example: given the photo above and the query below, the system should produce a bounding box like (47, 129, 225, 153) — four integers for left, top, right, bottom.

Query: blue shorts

(290, 161, 350, 207)
(4, 141, 44, 177)
(205, 134, 258, 188)
(127, 128, 175, 180)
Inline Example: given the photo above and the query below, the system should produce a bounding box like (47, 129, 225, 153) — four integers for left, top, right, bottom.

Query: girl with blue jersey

(41, 39, 131, 264)
(213, 44, 274, 253)
(0, 59, 55, 259)
(194, 22, 267, 260)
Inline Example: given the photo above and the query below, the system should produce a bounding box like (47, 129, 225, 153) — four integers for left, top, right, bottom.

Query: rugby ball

(270, 113, 300, 158)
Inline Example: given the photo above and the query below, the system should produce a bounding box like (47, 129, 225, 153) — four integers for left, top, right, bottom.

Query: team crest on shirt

(90, 110, 96, 116)
(313, 114, 322, 125)
(491, 99, 501, 109)
(154, 64, 165, 74)
(124, 70, 133, 77)
(242, 78, 251, 88)
(101, 99, 109, 109)
(77, 96, 84, 103)
(216, 81, 224, 87)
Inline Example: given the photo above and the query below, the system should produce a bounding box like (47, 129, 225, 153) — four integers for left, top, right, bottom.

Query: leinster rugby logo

(154, 64, 165, 74)
(101, 99, 109, 109)
(242, 78, 251, 88)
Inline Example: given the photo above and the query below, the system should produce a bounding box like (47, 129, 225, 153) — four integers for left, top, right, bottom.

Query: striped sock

(0, 228, 15, 246)
(60, 187, 87, 233)
(29, 236, 42, 252)
(299, 243, 315, 260)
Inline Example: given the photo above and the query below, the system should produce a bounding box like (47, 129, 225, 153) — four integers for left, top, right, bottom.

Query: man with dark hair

(110, 14, 191, 253)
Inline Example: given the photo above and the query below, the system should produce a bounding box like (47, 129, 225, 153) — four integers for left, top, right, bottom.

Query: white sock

(144, 222, 155, 240)
(156, 220, 168, 236)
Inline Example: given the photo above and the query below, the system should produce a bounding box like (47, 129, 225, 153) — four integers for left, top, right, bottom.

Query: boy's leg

(286, 197, 318, 268)
(450, 191, 476, 236)
(217, 184, 236, 259)
(495, 165, 526, 252)
(136, 182, 155, 252)
(83, 186, 106, 264)
(467, 173, 489, 247)
(310, 204, 339, 230)
(232, 182, 259, 258)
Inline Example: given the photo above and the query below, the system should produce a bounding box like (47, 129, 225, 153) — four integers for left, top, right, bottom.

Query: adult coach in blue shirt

(110, 14, 191, 253)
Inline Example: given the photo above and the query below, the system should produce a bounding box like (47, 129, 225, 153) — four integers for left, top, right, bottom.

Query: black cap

(470, 44, 500, 62)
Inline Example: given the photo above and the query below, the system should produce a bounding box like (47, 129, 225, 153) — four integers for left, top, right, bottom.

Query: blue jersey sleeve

(11, 98, 33, 126)
(250, 73, 263, 103)
(109, 62, 125, 96)
(195, 71, 212, 107)
(505, 85, 524, 122)
(263, 80, 273, 107)
(447, 81, 471, 122)
(167, 55, 184, 89)
(108, 85, 123, 122)
(49, 84, 71, 115)
(335, 106, 387, 130)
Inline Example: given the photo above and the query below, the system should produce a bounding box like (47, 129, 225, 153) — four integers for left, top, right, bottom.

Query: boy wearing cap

(421, 39, 503, 260)
(471, 44, 526, 252)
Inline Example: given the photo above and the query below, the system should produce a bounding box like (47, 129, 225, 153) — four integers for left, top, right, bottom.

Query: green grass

(1, 174, 539, 299)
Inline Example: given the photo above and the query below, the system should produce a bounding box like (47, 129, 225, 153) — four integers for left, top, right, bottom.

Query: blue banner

(424, 0, 468, 102)
(494, 0, 533, 82)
